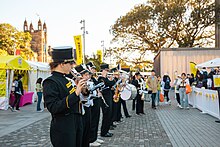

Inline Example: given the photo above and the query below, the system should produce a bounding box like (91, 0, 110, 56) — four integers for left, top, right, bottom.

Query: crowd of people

(189, 67, 220, 90)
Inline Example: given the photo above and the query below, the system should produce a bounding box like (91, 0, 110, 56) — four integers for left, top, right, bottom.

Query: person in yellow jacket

(156, 76, 161, 106)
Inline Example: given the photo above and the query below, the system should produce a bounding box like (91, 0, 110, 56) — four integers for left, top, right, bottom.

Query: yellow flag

(0, 70, 6, 97)
(74, 35, 83, 65)
(97, 50, 103, 63)
(189, 62, 197, 76)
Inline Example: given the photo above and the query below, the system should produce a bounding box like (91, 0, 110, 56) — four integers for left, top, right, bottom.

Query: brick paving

(1, 91, 220, 147)
(156, 100, 220, 147)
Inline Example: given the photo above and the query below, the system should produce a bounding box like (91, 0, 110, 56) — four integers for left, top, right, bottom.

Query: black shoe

(109, 126, 114, 130)
(111, 124, 117, 128)
(126, 115, 131, 118)
(215, 120, 220, 123)
(101, 132, 113, 137)
(16, 108, 20, 111)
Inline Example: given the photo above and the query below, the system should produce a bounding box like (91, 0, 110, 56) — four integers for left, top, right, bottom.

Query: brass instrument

(112, 79, 122, 103)
(69, 70, 90, 96)
(113, 84, 120, 103)
(69, 69, 109, 107)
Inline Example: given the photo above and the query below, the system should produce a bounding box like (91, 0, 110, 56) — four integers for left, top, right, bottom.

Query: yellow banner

(189, 62, 197, 77)
(74, 35, 83, 65)
(213, 75, 220, 88)
(97, 50, 103, 63)
(0, 70, 6, 97)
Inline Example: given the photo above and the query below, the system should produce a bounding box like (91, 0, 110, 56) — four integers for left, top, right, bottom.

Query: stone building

(23, 19, 50, 62)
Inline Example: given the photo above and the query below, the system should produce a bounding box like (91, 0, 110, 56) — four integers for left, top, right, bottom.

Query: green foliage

(85, 54, 104, 71)
(110, 0, 215, 65)
(0, 23, 34, 59)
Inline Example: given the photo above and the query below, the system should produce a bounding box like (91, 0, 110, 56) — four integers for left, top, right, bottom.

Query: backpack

(164, 78, 171, 89)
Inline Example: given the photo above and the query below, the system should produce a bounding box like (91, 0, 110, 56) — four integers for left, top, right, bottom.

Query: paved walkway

(0, 91, 220, 147)
(157, 103, 220, 147)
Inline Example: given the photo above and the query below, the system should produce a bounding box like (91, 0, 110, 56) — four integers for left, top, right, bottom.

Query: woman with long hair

(36, 77, 43, 112)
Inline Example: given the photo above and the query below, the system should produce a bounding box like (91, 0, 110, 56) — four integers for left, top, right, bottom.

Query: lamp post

(80, 19, 88, 64)
(43, 28, 47, 62)
(101, 40, 105, 62)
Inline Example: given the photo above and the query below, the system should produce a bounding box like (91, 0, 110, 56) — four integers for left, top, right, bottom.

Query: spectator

(147, 70, 158, 109)
(189, 73, 195, 86)
(177, 73, 190, 109)
(156, 75, 161, 106)
(162, 73, 171, 104)
(174, 75, 181, 107)
(36, 78, 43, 112)
(12, 74, 24, 111)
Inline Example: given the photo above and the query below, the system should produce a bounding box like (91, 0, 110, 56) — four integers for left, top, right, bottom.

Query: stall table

(9, 92, 34, 107)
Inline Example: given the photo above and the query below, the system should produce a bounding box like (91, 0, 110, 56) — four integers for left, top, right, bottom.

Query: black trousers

(151, 93, 156, 108)
(132, 99, 136, 110)
(12, 93, 21, 110)
(176, 93, 180, 105)
(121, 99, 129, 117)
(50, 114, 83, 147)
(101, 93, 112, 136)
(89, 99, 101, 143)
(112, 99, 121, 122)
(164, 90, 170, 101)
(82, 107, 91, 147)
(136, 94, 144, 114)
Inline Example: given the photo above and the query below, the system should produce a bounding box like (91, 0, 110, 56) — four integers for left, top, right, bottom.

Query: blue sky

(0, 0, 146, 56)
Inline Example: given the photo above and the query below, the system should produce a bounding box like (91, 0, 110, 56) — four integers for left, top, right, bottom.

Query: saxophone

(113, 79, 122, 103)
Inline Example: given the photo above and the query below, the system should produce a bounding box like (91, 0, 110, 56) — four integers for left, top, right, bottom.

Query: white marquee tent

(27, 61, 51, 102)
(196, 58, 220, 68)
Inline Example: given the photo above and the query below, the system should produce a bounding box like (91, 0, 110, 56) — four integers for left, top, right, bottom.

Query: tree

(110, 0, 215, 65)
(85, 53, 104, 71)
(0, 23, 34, 60)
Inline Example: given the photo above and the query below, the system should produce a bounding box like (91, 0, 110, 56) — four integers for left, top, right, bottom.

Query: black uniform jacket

(43, 71, 81, 115)
(98, 76, 115, 95)
(43, 71, 83, 147)
(131, 79, 141, 95)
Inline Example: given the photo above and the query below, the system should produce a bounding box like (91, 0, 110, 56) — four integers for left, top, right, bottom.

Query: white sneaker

(90, 141, 101, 146)
(37, 109, 44, 112)
(113, 121, 119, 125)
(179, 106, 183, 109)
(96, 138, 104, 144)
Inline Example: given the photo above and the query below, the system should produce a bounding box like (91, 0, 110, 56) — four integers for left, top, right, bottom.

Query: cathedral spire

(23, 19, 28, 32)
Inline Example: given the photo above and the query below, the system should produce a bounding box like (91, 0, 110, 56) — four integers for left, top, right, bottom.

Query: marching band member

(75, 64, 93, 147)
(131, 72, 145, 115)
(43, 46, 85, 147)
(98, 64, 115, 137)
(120, 68, 131, 118)
(86, 62, 104, 146)
(111, 68, 122, 124)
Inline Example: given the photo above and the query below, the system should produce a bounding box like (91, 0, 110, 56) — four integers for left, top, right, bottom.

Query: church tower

(23, 19, 28, 32)
(38, 19, 42, 31)
(23, 19, 49, 62)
